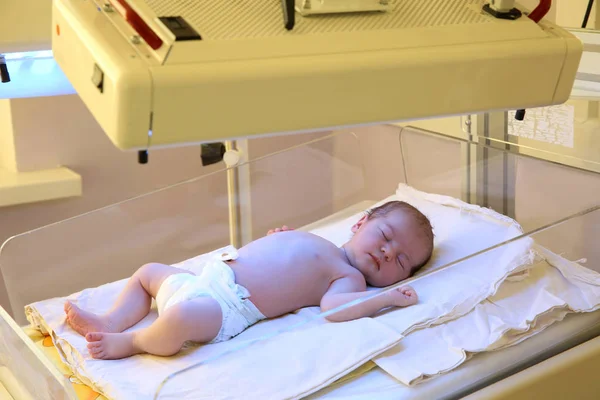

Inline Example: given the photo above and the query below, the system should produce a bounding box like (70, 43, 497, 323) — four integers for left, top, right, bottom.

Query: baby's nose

(381, 247, 391, 261)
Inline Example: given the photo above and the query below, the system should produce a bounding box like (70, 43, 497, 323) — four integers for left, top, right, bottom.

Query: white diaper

(155, 249, 266, 343)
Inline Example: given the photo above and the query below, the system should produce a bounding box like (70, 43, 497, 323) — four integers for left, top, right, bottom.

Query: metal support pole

(225, 140, 253, 248)
(474, 112, 516, 218)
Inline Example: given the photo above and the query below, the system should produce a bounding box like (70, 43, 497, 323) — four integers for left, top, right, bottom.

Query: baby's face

(345, 210, 430, 287)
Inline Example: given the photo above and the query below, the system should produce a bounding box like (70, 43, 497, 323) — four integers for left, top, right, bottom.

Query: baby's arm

(320, 276, 418, 322)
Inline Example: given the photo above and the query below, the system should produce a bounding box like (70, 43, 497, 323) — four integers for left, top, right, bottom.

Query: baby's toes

(86, 332, 104, 343)
(90, 349, 105, 359)
(87, 341, 102, 350)
(88, 342, 104, 357)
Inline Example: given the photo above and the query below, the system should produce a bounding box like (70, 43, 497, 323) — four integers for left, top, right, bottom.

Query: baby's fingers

(400, 286, 415, 294)
(400, 287, 417, 299)
(267, 226, 293, 235)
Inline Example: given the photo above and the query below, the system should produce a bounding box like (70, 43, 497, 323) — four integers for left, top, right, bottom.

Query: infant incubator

(1, 0, 600, 399)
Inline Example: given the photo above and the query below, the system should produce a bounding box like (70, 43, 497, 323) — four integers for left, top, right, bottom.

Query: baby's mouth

(369, 253, 381, 270)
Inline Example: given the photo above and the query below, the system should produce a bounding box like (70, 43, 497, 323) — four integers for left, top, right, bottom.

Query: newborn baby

(65, 200, 434, 359)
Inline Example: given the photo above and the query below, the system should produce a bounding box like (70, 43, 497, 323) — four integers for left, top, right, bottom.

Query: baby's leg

(65, 263, 192, 336)
(86, 297, 222, 359)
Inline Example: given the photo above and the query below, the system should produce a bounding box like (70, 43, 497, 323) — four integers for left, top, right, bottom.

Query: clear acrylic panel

(0, 306, 76, 400)
(0, 130, 366, 324)
(0, 126, 598, 399)
(477, 107, 600, 175)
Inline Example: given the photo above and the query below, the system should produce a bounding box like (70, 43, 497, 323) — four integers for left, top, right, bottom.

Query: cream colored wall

(0, 101, 17, 171)
(552, 0, 598, 28)
(0, 0, 51, 52)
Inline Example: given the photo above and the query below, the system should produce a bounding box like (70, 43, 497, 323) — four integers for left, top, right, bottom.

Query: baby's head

(342, 201, 434, 287)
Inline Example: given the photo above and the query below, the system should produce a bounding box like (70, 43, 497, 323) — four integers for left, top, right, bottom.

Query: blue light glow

(0, 50, 76, 99)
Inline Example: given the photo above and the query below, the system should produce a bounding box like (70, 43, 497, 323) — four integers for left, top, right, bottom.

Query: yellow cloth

(23, 326, 107, 400)
(336, 361, 377, 384)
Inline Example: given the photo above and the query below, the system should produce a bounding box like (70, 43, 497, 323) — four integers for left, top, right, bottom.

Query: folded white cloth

(25, 184, 537, 400)
(373, 244, 600, 385)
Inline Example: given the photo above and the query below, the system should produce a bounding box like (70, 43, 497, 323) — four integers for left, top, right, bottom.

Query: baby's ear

(351, 214, 368, 233)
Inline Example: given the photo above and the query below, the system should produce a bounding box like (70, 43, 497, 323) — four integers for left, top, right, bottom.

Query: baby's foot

(64, 301, 116, 336)
(86, 332, 139, 360)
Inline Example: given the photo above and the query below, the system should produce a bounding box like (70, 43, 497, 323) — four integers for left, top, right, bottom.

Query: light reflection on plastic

(0, 50, 76, 99)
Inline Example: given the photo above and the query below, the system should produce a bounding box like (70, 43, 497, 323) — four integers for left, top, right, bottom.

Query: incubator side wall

(0, 95, 218, 315)
(354, 125, 409, 200)
(373, 126, 600, 270)
(3, 120, 598, 322)
(244, 124, 462, 242)
(245, 125, 408, 242)
(246, 130, 342, 241)
(515, 157, 600, 270)
(0, 129, 360, 321)
(396, 128, 464, 199)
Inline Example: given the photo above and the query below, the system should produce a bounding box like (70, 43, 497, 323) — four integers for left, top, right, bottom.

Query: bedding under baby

(24, 184, 600, 400)
(373, 245, 600, 386)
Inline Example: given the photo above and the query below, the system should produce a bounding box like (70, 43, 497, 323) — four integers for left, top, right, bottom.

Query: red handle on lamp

(528, 0, 552, 23)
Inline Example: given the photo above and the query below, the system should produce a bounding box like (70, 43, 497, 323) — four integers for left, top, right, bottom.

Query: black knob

(0, 55, 10, 83)
(138, 150, 149, 164)
(515, 109, 526, 121)
(201, 143, 226, 166)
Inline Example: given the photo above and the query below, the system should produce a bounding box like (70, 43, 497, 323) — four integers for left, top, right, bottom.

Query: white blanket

(373, 245, 600, 385)
(26, 184, 538, 400)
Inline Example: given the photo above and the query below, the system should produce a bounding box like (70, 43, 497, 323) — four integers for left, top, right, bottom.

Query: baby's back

(229, 231, 356, 318)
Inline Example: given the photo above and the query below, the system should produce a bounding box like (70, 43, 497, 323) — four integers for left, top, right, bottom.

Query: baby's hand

(387, 286, 418, 307)
(267, 225, 293, 235)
